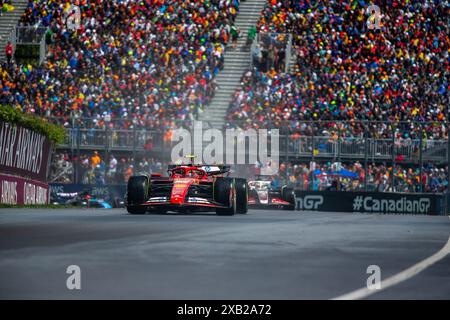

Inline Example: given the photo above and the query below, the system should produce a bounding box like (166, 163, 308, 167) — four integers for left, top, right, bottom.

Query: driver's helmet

(186, 171, 193, 177)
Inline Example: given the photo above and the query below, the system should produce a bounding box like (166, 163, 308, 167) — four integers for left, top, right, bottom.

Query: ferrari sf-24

(125, 165, 247, 215)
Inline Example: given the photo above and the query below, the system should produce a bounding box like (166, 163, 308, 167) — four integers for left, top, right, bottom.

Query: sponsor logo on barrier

(353, 196, 431, 214)
(1, 174, 49, 205)
(0, 121, 51, 182)
(294, 195, 324, 210)
(0, 123, 45, 175)
(24, 182, 48, 205)
(91, 186, 109, 197)
(1, 180, 17, 205)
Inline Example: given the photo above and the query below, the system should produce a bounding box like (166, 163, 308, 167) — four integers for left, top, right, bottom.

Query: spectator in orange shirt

(91, 151, 101, 168)
(125, 165, 134, 182)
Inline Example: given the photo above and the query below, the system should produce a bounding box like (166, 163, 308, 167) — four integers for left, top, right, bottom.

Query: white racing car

(248, 176, 295, 210)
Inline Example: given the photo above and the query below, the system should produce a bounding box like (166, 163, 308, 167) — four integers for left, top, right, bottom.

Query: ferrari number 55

(125, 165, 248, 216)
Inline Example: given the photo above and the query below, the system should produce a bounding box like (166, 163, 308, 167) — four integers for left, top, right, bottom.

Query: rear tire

(214, 178, 236, 216)
(235, 178, 248, 214)
(126, 176, 149, 214)
(281, 186, 296, 210)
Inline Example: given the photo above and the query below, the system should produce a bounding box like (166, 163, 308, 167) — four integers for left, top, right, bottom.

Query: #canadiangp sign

(293, 191, 441, 215)
(0, 120, 52, 182)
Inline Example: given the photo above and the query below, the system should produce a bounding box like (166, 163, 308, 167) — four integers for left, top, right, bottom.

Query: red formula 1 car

(125, 165, 248, 215)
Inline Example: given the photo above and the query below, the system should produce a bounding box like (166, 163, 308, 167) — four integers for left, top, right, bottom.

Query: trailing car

(248, 176, 295, 210)
(125, 164, 248, 215)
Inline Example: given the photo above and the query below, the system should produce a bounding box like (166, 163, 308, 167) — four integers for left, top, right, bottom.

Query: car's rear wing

(200, 165, 230, 176)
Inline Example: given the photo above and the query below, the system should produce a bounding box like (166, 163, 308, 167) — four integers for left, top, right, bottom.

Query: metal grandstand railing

(56, 122, 449, 164)
(63, 128, 165, 152)
(51, 119, 449, 192)
(282, 136, 447, 162)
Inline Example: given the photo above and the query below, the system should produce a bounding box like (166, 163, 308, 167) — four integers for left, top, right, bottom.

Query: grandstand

(226, 1, 449, 136)
(0, 0, 448, 193)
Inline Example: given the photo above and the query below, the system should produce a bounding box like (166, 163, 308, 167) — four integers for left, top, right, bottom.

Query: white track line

(332, 235, 450, 300)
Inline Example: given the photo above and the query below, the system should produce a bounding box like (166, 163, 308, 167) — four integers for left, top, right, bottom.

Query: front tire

(235, 178, 248, 214)
(281, 186, 296, 210)
(214, 178, 236, 216)
(126, 175, 149, 214)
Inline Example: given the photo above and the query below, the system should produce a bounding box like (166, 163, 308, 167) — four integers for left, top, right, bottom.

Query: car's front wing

(137, 196, 228, 209)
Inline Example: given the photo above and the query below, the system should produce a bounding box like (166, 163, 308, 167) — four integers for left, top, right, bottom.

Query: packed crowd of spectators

(1, 0, 240, 131)
(230, 159, 448, 193)
(51, 151, 166, 184)
(228, 0, 449, 140)
(276, 161, 448, 193)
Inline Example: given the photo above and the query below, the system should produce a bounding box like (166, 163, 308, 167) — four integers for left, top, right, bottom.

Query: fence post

(419, 126, 424, 193)
(104, 126, 109, 183)
(364, 124, 368, 191)
(133, 126, 137, 166)
(70, 129, 75, 183)
(285, 127, 289, 184)
(337, 126, 341, 162)
(76, 128, 81, 184)
(310, 134, 315, 191)
(161, 126, 166, 162)
(391, 123, 395, 192)
(70, 117, 75, 183)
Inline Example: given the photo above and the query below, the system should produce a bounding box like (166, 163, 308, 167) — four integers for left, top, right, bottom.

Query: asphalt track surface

(0, 208, 449, 299)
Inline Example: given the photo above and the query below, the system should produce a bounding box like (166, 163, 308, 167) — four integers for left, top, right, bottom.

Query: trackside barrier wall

(0, 120, 53, 205)
(293, 191, 446, 215)
(49, 184, 448, 215)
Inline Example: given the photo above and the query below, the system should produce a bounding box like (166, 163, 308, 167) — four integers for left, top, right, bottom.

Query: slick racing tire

(126, 175, 149, 214)
(214, 178, 236, 216)
(235, 178, 248, 214)
(281, 186, 296, 210)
